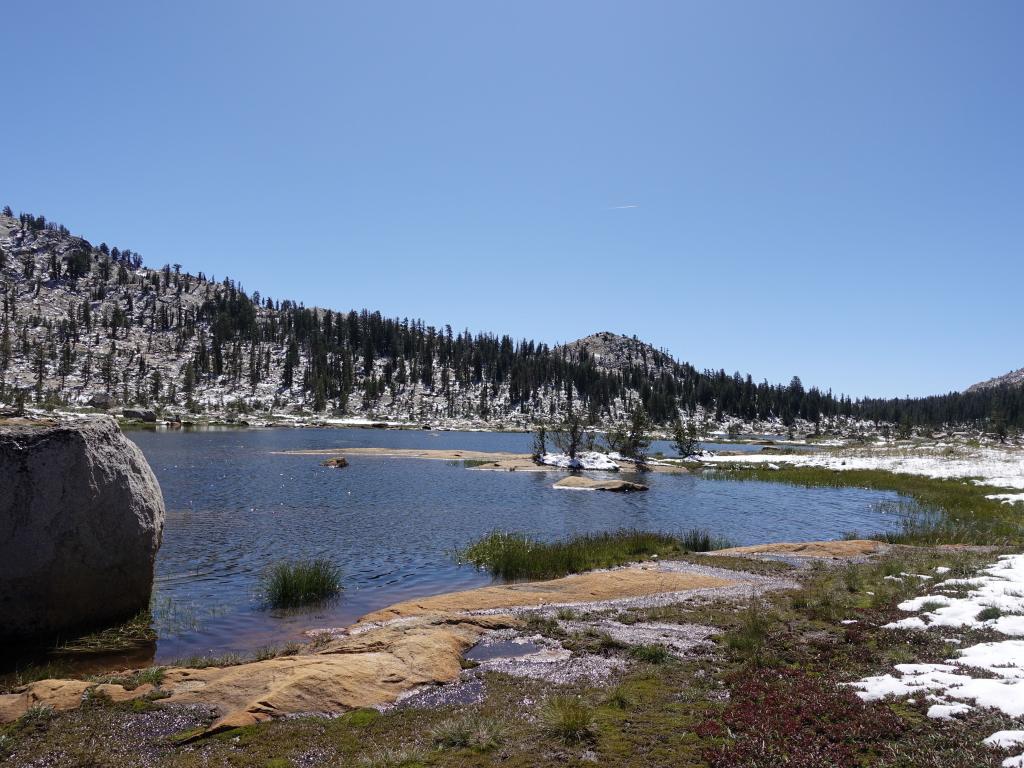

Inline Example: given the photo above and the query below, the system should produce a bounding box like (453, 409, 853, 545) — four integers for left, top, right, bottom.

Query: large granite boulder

(0, 417, 165, 640)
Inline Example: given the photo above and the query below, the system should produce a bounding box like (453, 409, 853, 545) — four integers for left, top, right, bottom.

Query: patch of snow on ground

(701, 444, 1024, 491)
(886, 555, 1024, 636)
(540, 452, 620, 471)
(989, 493, 1024, 505)
(847, 553, 1024, 764)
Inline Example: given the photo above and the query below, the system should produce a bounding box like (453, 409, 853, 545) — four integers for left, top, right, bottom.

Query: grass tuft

(680, 528, 733, 552)
(19, 704, 54, 725)
(540, 696, 595, 743)
(357, 745, 428, 767)
(430, 713, 506, 752)
(262, 559, 342, 609)
(725, 598, 772, 664)
(88, 667, 165, 690)
(629, 643, 672, 664)
(976, 605, 1002, 622)
(170, 652, 245, 669)
(458, 529, 695, 581)
(603, 685, 632, 709)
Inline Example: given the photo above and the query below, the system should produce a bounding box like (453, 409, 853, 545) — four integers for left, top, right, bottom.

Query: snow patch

(540, 452, 620, 471)
(989, 493, 1024, 505)
(848, 552, 1024, 757)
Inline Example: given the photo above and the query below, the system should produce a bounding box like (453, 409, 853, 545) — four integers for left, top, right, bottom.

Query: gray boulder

(0, 417, 165, 640)
(87, 392, 117, 409)
(121, 408, 157, 422)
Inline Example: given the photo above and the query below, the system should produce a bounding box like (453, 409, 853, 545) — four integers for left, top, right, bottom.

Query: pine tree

(608, 402, 652, 469)
(531, 422, 548, 462)
(672, 417, 700, 458)
(0, 321, 10, 372)
(553, 404, 593, 461)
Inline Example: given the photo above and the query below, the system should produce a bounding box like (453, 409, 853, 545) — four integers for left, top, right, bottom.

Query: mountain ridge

(967, 368, 1024, 393)
(1, 207, 1021, 431)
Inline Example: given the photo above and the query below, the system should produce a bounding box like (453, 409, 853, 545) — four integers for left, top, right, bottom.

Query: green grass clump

(253, 642, 304, 661)
(262, 559, 342, 609)
(540, 696, 595, 743)
(357, 745, 428, 767)
(19, 704, 54, 725)
(724, 598, 772, 664)
(89, 667, 165, 690)
(603, 684, 633, 709)
(171, 652, 245, 669)
(430, 713, 506, 752)
(680, 527, 733, 552)
(976, 606, 1002, 622)
(629, 643, 672, 664)
(458, 529, 687, 580)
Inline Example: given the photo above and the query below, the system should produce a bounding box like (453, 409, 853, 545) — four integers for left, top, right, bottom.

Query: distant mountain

(966, 368, 1024, 393)
(1, 206, 1020, 431)
(0, 208, 858, 430)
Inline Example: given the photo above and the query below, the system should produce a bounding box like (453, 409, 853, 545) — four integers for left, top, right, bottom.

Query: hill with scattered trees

(0, 207, 1019, 433)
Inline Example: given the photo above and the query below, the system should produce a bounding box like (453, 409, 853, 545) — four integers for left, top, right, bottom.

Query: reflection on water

(115, 428, 909, 662)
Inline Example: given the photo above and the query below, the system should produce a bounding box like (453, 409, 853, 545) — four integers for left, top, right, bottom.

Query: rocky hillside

(967, 368, 1024, 393)
(560, 332, 675, 374)
(0, 208, 874, 431)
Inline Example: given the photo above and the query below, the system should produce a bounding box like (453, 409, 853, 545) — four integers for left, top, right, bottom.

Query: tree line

(1, 205, 1021, 430)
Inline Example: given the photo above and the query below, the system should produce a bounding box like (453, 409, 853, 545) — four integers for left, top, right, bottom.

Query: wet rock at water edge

(553, 476, 649, 492)
(0, 416, 165, 640)
(321, 456, 349, 468)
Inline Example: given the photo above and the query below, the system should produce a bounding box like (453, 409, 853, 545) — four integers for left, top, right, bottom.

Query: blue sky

(2, 1, 1021, 398)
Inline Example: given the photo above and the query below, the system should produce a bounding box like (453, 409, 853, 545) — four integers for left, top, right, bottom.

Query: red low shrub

(697, 667, 905, 768)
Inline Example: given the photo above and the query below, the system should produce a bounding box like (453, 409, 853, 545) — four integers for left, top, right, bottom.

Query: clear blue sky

(3, 1, 1021, 398)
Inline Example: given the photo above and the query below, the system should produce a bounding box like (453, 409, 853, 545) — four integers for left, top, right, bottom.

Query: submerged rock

(321, 456, 349, 468)
(553, 476, 649, 492)
(0, 416, 165, 640)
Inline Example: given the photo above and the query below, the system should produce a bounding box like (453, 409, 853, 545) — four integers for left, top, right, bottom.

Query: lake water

(121, 427, 911, 663)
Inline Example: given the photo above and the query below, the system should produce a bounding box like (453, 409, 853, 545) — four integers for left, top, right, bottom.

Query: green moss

(342, 708, 381, 727)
